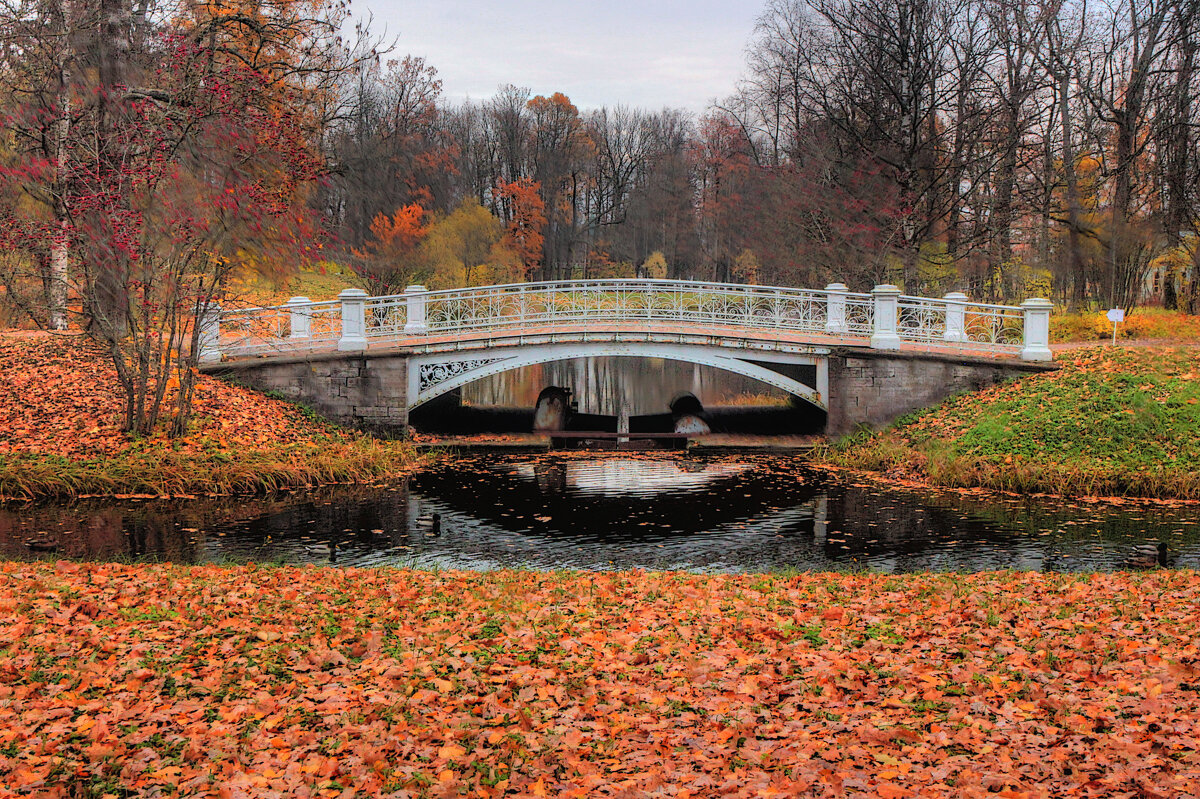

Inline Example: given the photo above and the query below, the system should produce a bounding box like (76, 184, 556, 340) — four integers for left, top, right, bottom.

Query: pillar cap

(824, 282, 848, 292)
(286, 295, 311, 304)
(943, 291, 969, 301)
(339, 288, 369, 299)
(1021, 297, 1054, 309)
(872, 284, 902, 296)
(405, 284, 428, 293)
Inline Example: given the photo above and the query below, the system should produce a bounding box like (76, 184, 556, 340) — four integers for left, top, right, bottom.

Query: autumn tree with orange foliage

(495, 178, 547, 280)
(353, 203, 430, 294)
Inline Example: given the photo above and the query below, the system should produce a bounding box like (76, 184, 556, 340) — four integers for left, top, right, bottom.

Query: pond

(3, 452, 1198, 573)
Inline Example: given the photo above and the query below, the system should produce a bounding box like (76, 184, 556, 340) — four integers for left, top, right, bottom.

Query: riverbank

(821, 346, 1200, 500)
(0, 333, 426, 501)
(2, 562, 1197, 797)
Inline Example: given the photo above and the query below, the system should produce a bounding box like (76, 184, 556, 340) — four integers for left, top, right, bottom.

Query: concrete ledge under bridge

(203, 335, 1057, 438)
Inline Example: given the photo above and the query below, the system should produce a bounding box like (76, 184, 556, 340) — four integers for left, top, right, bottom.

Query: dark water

(3, 453, 1199, 573)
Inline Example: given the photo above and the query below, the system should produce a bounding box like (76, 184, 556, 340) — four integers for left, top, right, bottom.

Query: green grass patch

(821, 346, 1200, 499)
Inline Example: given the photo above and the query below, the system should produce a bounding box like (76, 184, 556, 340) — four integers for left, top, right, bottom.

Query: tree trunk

(1057, 68, 1086, 310)
(90, 0, 132, 338)
(47, 0, 73, 331)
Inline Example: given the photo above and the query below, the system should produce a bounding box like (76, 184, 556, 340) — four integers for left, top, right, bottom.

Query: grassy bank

(822, 346, 1200, 499)
(2, 562, 1197, 797)
(0, 333, 425, 500)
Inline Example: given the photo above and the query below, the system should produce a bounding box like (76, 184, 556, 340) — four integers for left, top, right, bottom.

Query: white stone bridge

(200, 279, 1055, 435)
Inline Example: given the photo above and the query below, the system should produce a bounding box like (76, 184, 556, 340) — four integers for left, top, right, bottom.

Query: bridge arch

(407, 341, 829, 412)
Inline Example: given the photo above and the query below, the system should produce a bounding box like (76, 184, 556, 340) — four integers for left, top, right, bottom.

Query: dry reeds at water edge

(0, 439, 428, 501)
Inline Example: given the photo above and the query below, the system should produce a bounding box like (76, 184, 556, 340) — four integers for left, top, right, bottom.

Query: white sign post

(1107, 308, 1125, 345)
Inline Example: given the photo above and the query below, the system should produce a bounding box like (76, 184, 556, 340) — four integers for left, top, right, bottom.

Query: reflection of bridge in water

(201, 279, 1056, 435)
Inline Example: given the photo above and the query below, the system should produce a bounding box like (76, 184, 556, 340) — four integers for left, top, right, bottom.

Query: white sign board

(1107, 308, 1125, 323)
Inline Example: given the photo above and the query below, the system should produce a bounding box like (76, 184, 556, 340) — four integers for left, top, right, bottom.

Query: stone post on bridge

(824, 283, 849, 334)
(287, 296, 311, 339)
(1020, 298, 1054, 361)
(404, 285, 429, 334)
(337, 288, 368, 351)
(198, 303, 221, 364)
(870, 284, 902, 350)
(943, 292, 969, 342)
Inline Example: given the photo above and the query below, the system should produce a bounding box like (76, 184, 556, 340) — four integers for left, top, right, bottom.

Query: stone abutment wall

(212, 355, 409, 434)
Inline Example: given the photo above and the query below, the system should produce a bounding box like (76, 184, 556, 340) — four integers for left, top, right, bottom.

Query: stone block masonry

(824, 349, 1050, 436)
(211, 353, 410, 434)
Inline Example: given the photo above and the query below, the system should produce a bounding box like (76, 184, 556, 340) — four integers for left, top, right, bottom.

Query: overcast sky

(362, 0, 763, 113)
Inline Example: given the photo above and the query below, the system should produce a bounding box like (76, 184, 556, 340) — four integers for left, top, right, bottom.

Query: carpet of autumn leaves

(3, 563, 1200, 798)
(0, 333, 422, 499)
(826, 346, 1200, 499)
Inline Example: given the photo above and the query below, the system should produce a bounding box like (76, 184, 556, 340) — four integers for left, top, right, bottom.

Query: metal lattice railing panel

(219, 300, 342, 356)
(963, 307, 1025, 348)
(365, 298, 407, 336)
(897, 299, 949, 344)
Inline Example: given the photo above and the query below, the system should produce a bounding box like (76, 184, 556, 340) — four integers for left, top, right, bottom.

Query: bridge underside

(409, 341, 828, 412)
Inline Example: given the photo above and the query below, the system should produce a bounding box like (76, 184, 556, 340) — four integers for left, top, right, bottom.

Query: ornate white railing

(213, 297, 343, 356)
(199, 280, 1054, 363)
(416, 280, 852, 335)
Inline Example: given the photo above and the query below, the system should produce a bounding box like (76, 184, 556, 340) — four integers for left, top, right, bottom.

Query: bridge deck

(214, 321, 1029, 364)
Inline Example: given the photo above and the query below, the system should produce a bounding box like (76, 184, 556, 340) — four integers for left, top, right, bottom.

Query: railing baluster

(287, 296, 311, 339)
(338, 288, 368, 351)
(198, 303, 221, 363)
(1020, 298, 1054, 361)
(825, 283, 848, 335)
(403, 285, 428, 334)
(870, 285, 902, 350)
(943, 292, 968, 342)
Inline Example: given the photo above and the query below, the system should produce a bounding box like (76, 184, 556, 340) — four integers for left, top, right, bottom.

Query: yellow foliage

(1051, 308, 1200, 342)
(642, 251, 669, 280)
(733, 249, 760, 285)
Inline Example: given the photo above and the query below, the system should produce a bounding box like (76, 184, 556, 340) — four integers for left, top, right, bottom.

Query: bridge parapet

(200, 279, 1052, 364)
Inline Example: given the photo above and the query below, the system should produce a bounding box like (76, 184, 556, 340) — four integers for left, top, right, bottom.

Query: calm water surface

(3, 452, 1198, 573)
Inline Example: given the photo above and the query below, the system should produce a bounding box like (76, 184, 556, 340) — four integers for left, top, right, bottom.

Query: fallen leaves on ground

(0, 332, 424, 499)
(2, 563, 1199, 797)
(0, 333, 342, 461)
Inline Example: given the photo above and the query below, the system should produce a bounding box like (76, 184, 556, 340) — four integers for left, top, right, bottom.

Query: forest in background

(322, 0, 1200, 312)
(1, 0, 1199, 433)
